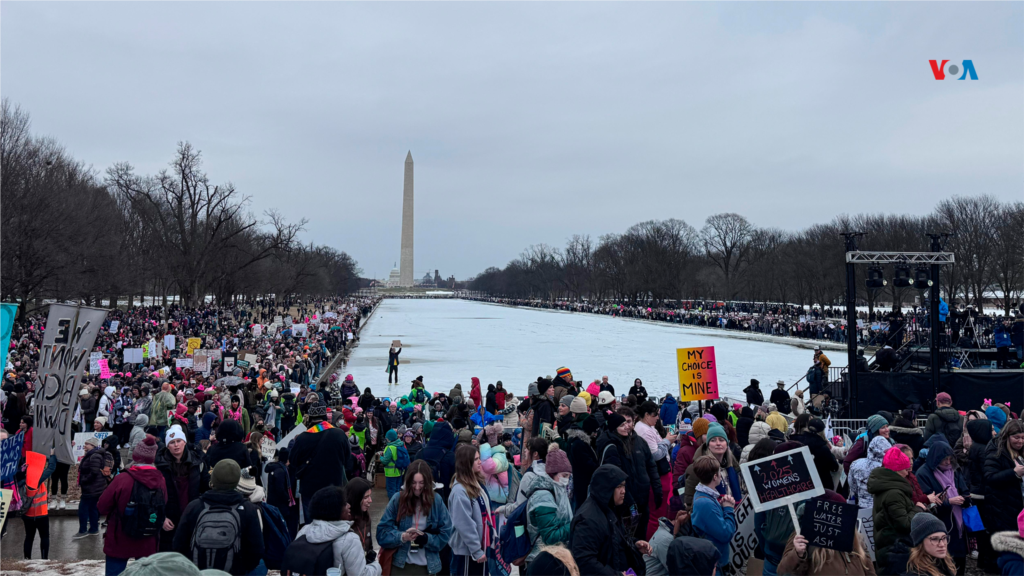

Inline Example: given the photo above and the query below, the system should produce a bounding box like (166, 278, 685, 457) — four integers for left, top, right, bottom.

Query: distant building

(386, 265, 401, 288)
(419, 271, 435, 288)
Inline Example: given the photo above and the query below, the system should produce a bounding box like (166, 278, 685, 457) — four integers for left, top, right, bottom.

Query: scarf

(307, 421, 333, 434)
(933, 465, 963, 535)
(228, 406, 243, 421)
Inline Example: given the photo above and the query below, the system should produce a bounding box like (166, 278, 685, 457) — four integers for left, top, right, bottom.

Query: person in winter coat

(419, 421, 455, 486)
(564, 416, 600, 510)
(740, 420, 774, 464)
(793, 417, 840, 491)
(266, 448, 298, 538)
(204, 419, 250, 486)
(891, 409, 925, 458)
(173, 459, 264, 576)
(915, 440, 970, 574)
(97, 435, 168, 576)
(770, 380, 791, 415)
(289, 397, 351, 522)
(76, 437, 112, 538)
(683, 423, 743, 509)
(777, 492, 875, 576)
(224, 395, 251, 436)
(744, 379, 765, 407)
(628, 378, 648, 403)
(376, 460, 453, 576)
(850, 436, 890, 510)
(868, 446, 921, 572)
(645, 510, 695, 576)
(963, 418, 994, 494)
(19, 449, 58, 559)
(665, 536, 720, 576)
(448, 444, 494, 575)
(448, 383, 464, 405)
(381, 429, 406, 499)
(981, 419, 1024, 540)
(150, 383, 177, 436)
(991, 524, 1024, 576)
(339, 375, 359, 400)
(155, 426, 202, 552)
(521, 447, 574, 569)
(194, 411, 216, 447)
(659, 394, 679, 427)
(284, 485, 381, 576)
(924, 393, 964, 447)
(569, 464, 651, 576)
(844, 414, 892, 474)
(127, 413, 149, 468)
(735, 406, 755, 447)
(690, 455, 738, 570)
(530, 379, 557, 440)
(903, 513, 958, 576)
(469, 377, 482, 409)
(485, 384, 498, 415)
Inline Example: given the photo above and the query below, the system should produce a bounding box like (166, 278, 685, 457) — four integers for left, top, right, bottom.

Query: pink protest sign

(676, 346, 719, 401)
(99, 359, 112, 379)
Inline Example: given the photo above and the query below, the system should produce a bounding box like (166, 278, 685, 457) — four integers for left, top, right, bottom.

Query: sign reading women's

(676, 346, 718, 401)
(33, 304, 108, 464)
(740, 446, 824, 512)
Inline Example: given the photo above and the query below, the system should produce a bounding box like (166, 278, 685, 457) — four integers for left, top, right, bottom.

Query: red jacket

(673, 433, 700, 479)
(470, 377, 482, 407)
(495, 390, 506, 411)
(97, 466, 167, 559)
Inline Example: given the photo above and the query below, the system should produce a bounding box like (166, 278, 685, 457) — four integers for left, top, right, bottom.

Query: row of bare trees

(470, 201, 1024, 315)
(1, 99, 361, 317)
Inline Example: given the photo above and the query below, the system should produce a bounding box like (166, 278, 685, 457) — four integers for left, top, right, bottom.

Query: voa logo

(929, 60, 978, 80)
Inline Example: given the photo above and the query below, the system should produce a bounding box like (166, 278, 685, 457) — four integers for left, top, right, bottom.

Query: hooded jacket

(569, 465, 638, 576)
(294, 519, 381, 576)
(194, 412, 216, 446)
(915, 441, 970, 558)
(128, 415, 149, 466)
(79, 446, 112, 497)
(419, 421, 455, 484)
(155, 444, 202, 526)
(172, 489, 265, 575)
(964, 419, 993, 495)
(659, 396, 679, 428)
(793, 430, 840, 491)
(924, 406, 963, 447)
(448, 384, 464, 404)
(740, 421, 773, 464)
(469, 377, 482, 408)
(849, 436, 889, 509)
(289, 420, 351, 503)
(867, 466, 919, 568)
(97, 466, 167, 559)
(204, 420, 251, 487)
(983, 435, 1024, 534)
(565, 426, 599, 509)
(665, 536, 720, 576)
(524, 471, 573, 562)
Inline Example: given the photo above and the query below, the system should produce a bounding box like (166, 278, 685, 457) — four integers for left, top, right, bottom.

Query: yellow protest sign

(676, 346, 720, 401)
(187, 338, 202, 356)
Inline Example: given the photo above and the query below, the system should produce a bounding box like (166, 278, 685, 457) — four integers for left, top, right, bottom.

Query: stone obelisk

(399, 151, 414, 287)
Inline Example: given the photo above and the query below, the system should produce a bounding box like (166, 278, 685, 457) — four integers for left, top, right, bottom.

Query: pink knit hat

(1018, 508, 1024, 539)
(883, 446, 911, 471)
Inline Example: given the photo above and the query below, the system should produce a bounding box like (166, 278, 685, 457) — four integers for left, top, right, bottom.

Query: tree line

(1, 99, 362, 317)
(469, 198, 1024, 316)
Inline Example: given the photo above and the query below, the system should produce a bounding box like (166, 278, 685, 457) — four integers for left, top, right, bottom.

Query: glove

(414, 533, 429, 547)
(365, 549, 377, 564)
(655, 493, 664, 510)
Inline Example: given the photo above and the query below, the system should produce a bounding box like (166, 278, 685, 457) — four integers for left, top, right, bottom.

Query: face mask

(557, 477, 571, 487)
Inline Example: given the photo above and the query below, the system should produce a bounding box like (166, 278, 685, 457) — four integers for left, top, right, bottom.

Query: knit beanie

(132, 435, 159, 465)
(545, 447, 572, 477)
(883, 446, 911, 471)
(691, 418, 710, 439)
(606, 412, 626, 431)
(866, 414, 888, 435)
(386, 429, 398, 442)
(706, 423, 728, 442)
(704, 414, 718, 424)
(986, 406, 1008, 434)
(237, 470, 257, 497)
(582, 416, 600, 435)
(537, 379, 552, 395)
(211, 459, 242, 491)
(423, 420, 435, 438)
(910, 513, 947, 546)
(560, 395, 576, 409)
(165, 425, 186, 445)
(598, 391, 614, 406)
(570, 397, 588, 414)
(556, 367, 572, 381)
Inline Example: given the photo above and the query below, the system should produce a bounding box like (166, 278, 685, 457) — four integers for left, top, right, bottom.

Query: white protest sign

(164, 334, 175, 350)
(292, 324, 308, 337)
(109, 320, 119, 333)
(0, 488, 11, 532)
(71, 431, 112, 463)
(727, 493, 760, 574)
(176, 358, 193, 369)
(124, 348, 143, 364)
(252, 325, 263, 337)
(858, 507, 876, 561)
(277, 423, 307, 450)
(90, 352, 103, 373)
(193, 351, 210, 373)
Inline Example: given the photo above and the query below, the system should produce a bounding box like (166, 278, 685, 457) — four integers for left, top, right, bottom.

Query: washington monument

(400, 151, 414, 287)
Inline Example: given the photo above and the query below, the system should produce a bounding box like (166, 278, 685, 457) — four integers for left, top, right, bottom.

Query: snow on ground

(341, 299, 820, 400)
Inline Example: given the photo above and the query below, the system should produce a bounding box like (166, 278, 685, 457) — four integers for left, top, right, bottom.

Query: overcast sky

(3, 2, 1021, 280)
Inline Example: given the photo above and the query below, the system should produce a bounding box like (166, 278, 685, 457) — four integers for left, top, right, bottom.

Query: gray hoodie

(448, 480, 488, 561)
(295, 519, 382, 576)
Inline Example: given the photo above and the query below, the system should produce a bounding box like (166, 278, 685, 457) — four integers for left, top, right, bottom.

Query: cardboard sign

(193, 351, 210, 373)
(123, 348, 143, 364)
(740, 446, 824, 512)
(0, 434, 25, 482)
(800, 497, 858, 553)
(164, 334, 176, 350)
(109, 320, 120, 333)
(0, 489, 12, 532)
(277, 423, 307, 450)
(260, 437, 278, 460)
(392, 340, 402, 348)
(676, 346, 719, 401)
(186, 338, 202, 356)
(727, 490, 760, 574)
(89, 352, 103, 373)
(858, 507, 876, 561)
(71, 432, 112, 463)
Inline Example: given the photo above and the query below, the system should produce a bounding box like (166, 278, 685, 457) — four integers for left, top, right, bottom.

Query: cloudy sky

(3, 2, 1021, 280)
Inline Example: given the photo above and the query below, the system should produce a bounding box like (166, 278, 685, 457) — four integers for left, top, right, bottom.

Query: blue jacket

(691, 490, 737, 568)
(995, 327, 1012, 348)
(376, 492, 453, 574)
(939, 299, 949, 322)
(659, 396, 679, 428)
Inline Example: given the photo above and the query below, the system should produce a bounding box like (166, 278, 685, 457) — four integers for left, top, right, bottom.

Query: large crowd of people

(3, 297, 1024, 576)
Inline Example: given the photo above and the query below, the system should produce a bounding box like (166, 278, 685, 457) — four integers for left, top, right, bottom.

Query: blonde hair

(906, 545, 956, 576)
(786, 531, 869, 574)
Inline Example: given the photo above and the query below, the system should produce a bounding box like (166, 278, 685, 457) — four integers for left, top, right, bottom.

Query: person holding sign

(777, 491, 875, 576)
(904, 513, 958, 576)
(690, 455, 738, 571)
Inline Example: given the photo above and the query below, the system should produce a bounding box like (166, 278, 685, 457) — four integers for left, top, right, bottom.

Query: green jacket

(381, 439, 405, 477)
(868, 466, 919, 567)
(150, 391, 177, 426)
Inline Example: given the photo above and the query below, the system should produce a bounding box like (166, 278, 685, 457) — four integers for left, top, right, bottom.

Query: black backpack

(282, 401, 297, 421)
(121, 471, 166, 539)
(281, 534, 334, 576)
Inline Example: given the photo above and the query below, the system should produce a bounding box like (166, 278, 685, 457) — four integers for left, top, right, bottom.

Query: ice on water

(342, 299, 819, 400)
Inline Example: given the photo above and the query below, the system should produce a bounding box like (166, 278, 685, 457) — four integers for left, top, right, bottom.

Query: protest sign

(99, 359, 112, 379)
(236, 359, 250, 369)
(71, 432, 112, 463)
(25, 451, 45, 491)
(277, 424, 307, 450)
(392, 339, 402, 348)
(260, 436, 278, 460)
(292, 323, 308, 337)
(243, 353, 258, 365)
(740, 445, 823, 513)
(324, 312, 337, 319)
(33, 304, 108, 464)
(223, 354, 235, 373)
(290, 386, 300, 396)
(346, 332, 354, 340)
(274, 315, 283, 324)
(858, 507, 876, 561)
(676, 346, 719, 401)
(284, 315, 293, 327)
(152, 342, 163, 358)
(89, 352, 103, 373)
(186, 338, 202, 356)
(164, 334, 175, 350)
(800, 497, 858, 553)
(0, 303, 18, 374)
(0, 434, 25, 482)
(728, 492, 760, 574)
(176, 358, 193, 369)
(193, 351, 210, 373)
(209, 349, 222, 362)
(142, 340, 150, 359)
(124, 348, 143, 364)
(252, 324, 263, 337)
(0, 489, 12, 532)
(109, 320, 119, 333)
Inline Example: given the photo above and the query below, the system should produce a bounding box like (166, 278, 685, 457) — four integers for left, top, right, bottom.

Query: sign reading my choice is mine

(676, 346, 719, 402)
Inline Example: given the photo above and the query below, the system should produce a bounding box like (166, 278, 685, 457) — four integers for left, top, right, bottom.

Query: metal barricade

(827, 418, 928, 441)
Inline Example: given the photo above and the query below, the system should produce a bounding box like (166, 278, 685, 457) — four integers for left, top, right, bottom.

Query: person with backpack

(377, 460, 453, 576)
(283, 485, 381, 576)
(520, 447, 573, 571)
(155, 425, 201, 552)
(280, 392, 298, 436)
(173, 459, 265, 576)
(97, 435, 168, 576)
(923, 392, 964, 447)
(381, 429, 409, 500)
(288, 396, 351, 523)
(266, 447, 299, 539)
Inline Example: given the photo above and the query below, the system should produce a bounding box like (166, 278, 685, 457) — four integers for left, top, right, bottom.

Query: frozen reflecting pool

(342, 299, 823, 400)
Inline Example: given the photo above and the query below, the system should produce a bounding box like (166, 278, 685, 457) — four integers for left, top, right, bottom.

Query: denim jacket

(376, 492, 453, 574)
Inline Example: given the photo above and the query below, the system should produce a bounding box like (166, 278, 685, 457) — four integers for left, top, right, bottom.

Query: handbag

(378, 547, 396, 576)
(962, 505, 985, 532)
